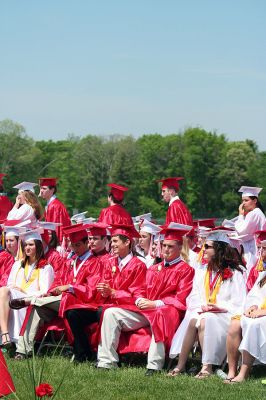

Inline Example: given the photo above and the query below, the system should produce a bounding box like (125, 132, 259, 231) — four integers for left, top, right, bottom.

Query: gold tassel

(197, 239, 206, 263)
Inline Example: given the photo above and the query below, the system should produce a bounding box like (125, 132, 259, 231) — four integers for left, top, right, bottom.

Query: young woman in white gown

(225, 266, 266, 383)
(0, 229, 54, 346)
(168, 229, 246, 378)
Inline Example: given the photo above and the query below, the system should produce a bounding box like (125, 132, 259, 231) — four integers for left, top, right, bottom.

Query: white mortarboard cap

(139, 219, 161, 236)
(132, 213, 152, 223)
(37, 221, 61, 231)
(206, 228, 234, 244)
(13, 181, 37, 193)
(71, 211, 88, 224)
(167, 222, 193, 231)
(154, 233, 164, 242)
(238, 186, 262, 198)
(83, 217, 96, 224)
(227, 232, 243, 252)
(5, 226, 27, 237)
(20, 227, 44, 242)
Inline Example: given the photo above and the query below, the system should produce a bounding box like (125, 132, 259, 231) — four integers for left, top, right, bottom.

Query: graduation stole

(204, 269, 222, 304)
(260, 298, 266, 310)
(256, 249, 264, 271)
(16, 262, 40, 291)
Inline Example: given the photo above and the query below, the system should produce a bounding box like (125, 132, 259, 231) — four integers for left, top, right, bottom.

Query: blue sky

(1, 0, 265, 149)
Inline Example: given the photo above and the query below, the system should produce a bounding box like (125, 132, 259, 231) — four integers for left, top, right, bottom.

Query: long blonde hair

(23, 191, 43, 220)
(181, 236, 190, 264)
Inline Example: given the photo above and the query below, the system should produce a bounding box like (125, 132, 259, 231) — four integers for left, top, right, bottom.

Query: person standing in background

(38, 177, 71, 243)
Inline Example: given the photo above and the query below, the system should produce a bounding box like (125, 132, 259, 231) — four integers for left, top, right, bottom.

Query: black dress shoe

(9, 299, 27, 310)
(145, 369, 160, 376)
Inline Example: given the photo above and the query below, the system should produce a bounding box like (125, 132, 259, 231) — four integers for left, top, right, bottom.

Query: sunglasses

(204, 244, 214, 250)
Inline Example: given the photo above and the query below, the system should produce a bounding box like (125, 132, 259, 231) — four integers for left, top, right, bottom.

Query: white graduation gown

(5, 260, 54, 342)
(234, 208, 266, 272)
(239, 271, 266, 363)
(169, 268, 246, 365)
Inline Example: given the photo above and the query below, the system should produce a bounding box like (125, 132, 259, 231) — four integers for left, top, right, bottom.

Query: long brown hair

(208, 241, 243, 273)
(23, 191, 43, 220)
(21, 239, 45, 268)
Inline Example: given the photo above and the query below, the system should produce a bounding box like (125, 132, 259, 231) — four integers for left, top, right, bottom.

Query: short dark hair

(48, 185, 57, 194)
(108, 193, 123, 205)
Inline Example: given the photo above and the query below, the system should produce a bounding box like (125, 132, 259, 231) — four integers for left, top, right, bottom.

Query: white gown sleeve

(7, 204, 34, 221)
(235, 209, 265, 236)
(7, 261, 21, 286)
(37, 264, 54, 296)
(217, 270, 247, 315)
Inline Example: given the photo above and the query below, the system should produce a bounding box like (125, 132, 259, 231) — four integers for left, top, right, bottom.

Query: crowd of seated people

(0, 178, 266, 383)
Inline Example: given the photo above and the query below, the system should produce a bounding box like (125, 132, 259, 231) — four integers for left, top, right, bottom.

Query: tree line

(1, 119, 265, 221)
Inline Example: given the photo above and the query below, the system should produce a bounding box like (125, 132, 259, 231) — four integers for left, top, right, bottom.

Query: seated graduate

(0, 220, 24, 287)
(65, 223, 146, 363)
(97, 225, 194, 375)
(0, 228, 54, 347)
(168, 227, 246, 378)
(225, 230, 266, 383)
(13, 224, 101, 359)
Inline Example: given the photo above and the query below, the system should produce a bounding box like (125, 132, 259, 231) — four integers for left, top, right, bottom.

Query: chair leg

(36, 331, 49, 356)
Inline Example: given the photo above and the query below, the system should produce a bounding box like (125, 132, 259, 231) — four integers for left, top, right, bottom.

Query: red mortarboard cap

(62, 223, 83, 237)
(63, 225, 88, 243)
(39, 177, 58, 187)
(193, 218, 217, 229)
(110, 224, 140, 240)
(158, 177, 184, 191)
(107, 183, 128, 201)
(0, 173, 7, 185)
(160, 227, 190, 241)
(84, 222, 109, 237)
(255, 230, 266, 245)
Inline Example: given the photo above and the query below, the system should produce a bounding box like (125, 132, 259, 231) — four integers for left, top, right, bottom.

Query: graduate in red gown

(158, 177, 193, 226)
(98, 183, 133, 225)
(15, 224, 102, 358)
(38, 178, 71, 243)
(97, 225, 194, 374)
(0, 351, 15, 397)
(0, 174, 13, 221)
(40, 222, 65, 276)
(63, 224, 146, 362)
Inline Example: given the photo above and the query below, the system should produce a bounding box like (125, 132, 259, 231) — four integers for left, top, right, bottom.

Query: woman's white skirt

(239, 315, 266, 364)
(169, 310, 231, 365)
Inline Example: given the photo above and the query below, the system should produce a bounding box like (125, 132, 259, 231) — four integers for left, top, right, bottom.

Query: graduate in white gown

(7, 181, 42, 224)
(233, 186, 265, 272)
(168, 228, 246, 378)
(224, 230, 266, 383)
(0, 229, 54, 346)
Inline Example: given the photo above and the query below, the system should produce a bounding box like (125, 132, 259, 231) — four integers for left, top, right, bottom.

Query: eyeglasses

(204, 244, 214, 250)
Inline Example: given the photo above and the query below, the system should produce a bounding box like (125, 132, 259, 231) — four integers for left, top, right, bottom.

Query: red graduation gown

(165, 199, 193, 225)
(44, 198, 71, 243)
(44, 248, 65, 275)
(0, 195, 13, 221)
(138, 260, 195, 348)
(58, 255, 103, 317)
(0, 251, 14, 287)
(0, 351, 15, 397)
(98, 205, 133, 225)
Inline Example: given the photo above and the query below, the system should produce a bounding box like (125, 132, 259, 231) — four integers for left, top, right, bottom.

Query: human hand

(137, 299, 156, 310)
(238, 203, 245, 215)
(96, 282, 114, 298)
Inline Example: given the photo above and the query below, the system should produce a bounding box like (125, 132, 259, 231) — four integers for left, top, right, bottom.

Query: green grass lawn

(4, 354, 266, 400)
